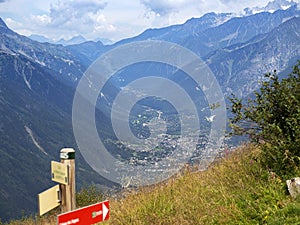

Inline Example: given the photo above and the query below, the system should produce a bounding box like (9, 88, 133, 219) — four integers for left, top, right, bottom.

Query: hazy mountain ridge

(67, 5, 300, 63)
(28, 34, 113, 46)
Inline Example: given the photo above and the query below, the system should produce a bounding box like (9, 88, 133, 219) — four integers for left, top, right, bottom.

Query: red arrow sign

(57, 200, 109, 225)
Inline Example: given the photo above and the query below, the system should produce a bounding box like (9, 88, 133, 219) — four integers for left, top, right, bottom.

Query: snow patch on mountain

(244, 0, 298, 15)
(61, 58, 74, 66)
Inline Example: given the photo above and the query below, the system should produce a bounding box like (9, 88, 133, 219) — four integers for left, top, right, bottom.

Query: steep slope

(0, 51, 73, 220)
(116, 12, 233, 44)
(180, 5, 300, 56)
(67, 40, 108, 67)
(0, 20, 113, 222)
(0, 18, 84, 87)
(206, 16, 300, 98)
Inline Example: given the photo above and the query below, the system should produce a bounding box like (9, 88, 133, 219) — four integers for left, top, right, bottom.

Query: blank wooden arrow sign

(57, 200, 109, 225)
(38, 185, 61, 216)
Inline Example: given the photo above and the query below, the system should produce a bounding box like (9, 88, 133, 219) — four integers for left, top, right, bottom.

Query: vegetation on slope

(104, 145, 300, 225)
(4, 144, 300, 224)
(229, 61, 300, 177)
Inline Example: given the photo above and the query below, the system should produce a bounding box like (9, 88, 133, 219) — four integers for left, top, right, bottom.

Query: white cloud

(140, 0, 200, 16)
(30, 14, 51, 26)
(218, 0, 270, 12)
(49, 0, 107, 27)
(13, 0, 116, 41)
(1, 0, 299, 42)
(139, 0, 276, 18)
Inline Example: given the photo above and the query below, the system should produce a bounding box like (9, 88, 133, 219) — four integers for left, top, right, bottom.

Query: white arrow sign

(57, 200, 110, 224)
(102, 201, 109, 221)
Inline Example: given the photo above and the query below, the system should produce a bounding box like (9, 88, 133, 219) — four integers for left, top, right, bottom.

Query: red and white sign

(57, 200, 109, 225)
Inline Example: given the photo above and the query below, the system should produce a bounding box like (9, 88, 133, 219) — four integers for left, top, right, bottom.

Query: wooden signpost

(38, 148, 76, 215)
(59, 148, 76, 213)
(38, 148, 110, 224)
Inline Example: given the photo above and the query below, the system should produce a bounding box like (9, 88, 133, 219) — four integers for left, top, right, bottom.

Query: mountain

(105, 5, 295, 57)
(29, 34, 87, 46)
(186, 5, 299, 56)
(67, 41, 107, 67)
(0, 19, 84, 87)
(67, 6, 300, 183)
(56, 35, 87, 46)
(206, 16, 300, 98)
(0, 18, 115, 222)
(28, 34, 52, 43)
(28, 34, 113, 46)
(64, 4, 300, 124)
(115, 12, 233, 44)
(1, 3, 300, 222)
(0, 50, 74, 220)
(68, 5, 300, 64)
(93, 37, 113, 45)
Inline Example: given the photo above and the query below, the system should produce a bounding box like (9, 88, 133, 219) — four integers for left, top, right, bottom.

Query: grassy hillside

(4, 144, 300, 224)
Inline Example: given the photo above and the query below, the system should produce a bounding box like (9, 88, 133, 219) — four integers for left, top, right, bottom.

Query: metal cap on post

(60, 148, 75, 160)
(60, 148, 76, 213)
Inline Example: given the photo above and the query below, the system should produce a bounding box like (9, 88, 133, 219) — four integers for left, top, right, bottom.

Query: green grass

(4, 144, 300, 224)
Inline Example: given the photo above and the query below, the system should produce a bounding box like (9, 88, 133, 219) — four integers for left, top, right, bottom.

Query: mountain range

(1, 1, 300, 222)
(28, 34, 113, 46)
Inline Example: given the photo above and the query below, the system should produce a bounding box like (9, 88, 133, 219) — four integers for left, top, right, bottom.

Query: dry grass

(103, 144, 299, 225)
(5, 144, 300, 225)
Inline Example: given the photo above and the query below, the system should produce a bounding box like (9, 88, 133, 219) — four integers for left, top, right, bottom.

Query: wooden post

(60, 148, 76, 213)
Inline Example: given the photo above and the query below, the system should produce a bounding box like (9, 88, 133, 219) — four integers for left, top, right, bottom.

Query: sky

(0, 0, 291, 42)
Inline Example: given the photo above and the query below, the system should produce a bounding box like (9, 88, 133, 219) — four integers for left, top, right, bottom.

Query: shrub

(76, 185, 104, 207)
(229, 61, 300, 176)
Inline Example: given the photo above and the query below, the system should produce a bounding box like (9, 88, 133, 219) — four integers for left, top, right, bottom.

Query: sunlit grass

(104, 144, 300, 225)
(4, 144, 300, 225)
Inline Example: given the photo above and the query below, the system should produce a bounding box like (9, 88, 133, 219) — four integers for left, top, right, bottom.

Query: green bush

(229, 61, 300, 176)
(76, 185, 104, 207)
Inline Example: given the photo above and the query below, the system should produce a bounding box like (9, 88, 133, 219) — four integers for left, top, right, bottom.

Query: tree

(229, 61, 300, 176)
